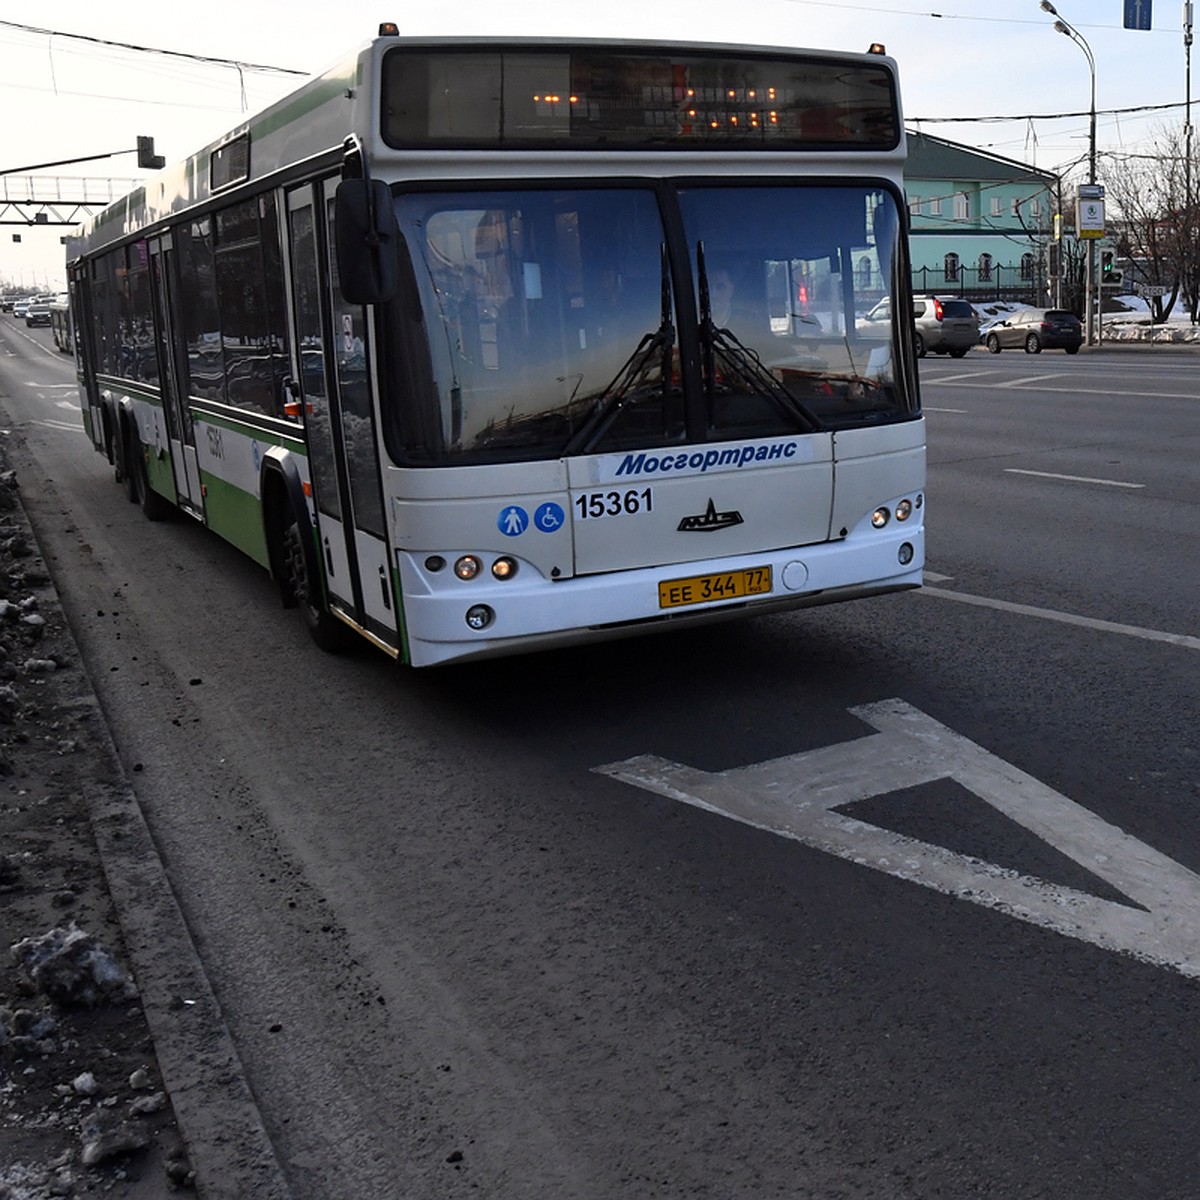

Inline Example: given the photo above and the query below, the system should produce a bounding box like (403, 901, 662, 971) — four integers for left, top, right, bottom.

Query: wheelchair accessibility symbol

(534, 502, 565, 533)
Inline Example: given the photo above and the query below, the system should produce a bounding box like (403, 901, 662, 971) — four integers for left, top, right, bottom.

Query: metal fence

(909, 264, 1048, 305)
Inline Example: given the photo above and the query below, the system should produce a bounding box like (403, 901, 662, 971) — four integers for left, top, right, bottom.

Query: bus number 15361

(574, 488, 653, 520)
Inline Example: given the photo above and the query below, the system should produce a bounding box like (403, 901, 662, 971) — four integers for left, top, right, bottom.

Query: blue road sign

(1124, 0, 1152, 30)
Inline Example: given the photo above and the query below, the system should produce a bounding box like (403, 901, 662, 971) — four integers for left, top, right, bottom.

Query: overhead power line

(911, 99, 1188, 125)
(0, 18, 306, 76)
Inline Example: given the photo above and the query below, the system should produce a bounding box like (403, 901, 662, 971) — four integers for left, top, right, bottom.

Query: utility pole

(1042, 1, 1098, 345)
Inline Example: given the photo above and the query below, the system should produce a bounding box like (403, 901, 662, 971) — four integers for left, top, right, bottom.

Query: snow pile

(9, 925, 137, 1007)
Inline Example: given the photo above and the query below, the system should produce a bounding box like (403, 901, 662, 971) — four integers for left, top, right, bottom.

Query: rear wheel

(283, 519, 352, 652)
(914, 333, 926, 358)
(986, 333, 1002, 354)
(105, 419, 124, 485)
(1065, 345, 1080, 354)
(126, 431, 173, 521)
(1024, 333, 1042, 354)
(949, 347, 968, 358)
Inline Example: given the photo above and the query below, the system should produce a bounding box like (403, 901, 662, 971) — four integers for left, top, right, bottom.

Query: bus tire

(282, 518, 352, 653)
(104, 416, 123, 483)
(119, 421, 140, 504)
(126, 433, 173, 522)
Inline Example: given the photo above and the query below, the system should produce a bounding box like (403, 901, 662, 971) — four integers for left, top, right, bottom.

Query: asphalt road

(2, 319, 1198, 1199)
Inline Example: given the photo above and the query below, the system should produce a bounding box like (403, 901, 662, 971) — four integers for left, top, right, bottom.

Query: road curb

(3, 422, 294, 1200)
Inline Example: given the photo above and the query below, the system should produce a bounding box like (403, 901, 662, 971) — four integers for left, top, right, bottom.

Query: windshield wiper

(695, 243, 820, 433)
(563, 245, 676, 455)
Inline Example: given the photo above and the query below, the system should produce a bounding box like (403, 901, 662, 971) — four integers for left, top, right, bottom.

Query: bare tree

(1100, 123, 1200, 323)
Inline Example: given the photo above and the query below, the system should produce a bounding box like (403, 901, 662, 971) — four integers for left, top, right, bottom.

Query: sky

(1, 0, 1192, 290)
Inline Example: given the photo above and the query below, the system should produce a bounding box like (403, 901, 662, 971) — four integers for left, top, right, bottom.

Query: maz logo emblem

(678, 499, 744, 532)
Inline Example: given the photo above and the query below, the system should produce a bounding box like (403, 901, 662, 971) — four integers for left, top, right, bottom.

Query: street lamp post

(1186, 4, 1194, 326)
(1041, 0, 1097, 346)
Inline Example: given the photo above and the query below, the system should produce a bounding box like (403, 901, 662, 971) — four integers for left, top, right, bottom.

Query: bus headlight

(871, 507, 890, 528)
(465, 605, 494, 630)
(491, 556, 518, 580)
(895, 499, 914, 521)
(454, 555, 482, 580)
(898, 543, 914, 566)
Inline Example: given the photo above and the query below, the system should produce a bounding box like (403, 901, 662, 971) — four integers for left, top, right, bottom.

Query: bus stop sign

(1124, 0, 1152, 30)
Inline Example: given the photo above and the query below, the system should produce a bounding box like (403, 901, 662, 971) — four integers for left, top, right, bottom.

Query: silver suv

(911, 295, 979, 358)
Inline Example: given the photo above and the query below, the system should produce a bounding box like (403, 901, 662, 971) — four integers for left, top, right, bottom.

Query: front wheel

(914, 333, 926, 358)
(1025, 333, 1042, 354)
(1065, 345, 1080, 354)
(282, 519, 352, 653)
(986, 334, 1002, 354)
(949, 347, 969, 358)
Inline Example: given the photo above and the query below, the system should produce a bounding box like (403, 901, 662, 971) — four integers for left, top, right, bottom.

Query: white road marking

(32, 419, 87, 434)
(919, 585, 1200, 651)
(925, 373, 989, 384)
(924, 377, 1197, 401)
(922, 571, 953, 583)
(922, 406, 969, 413)
(999, 372, 1060, 388)
(1004, 468, 1145, 489)
(597, 699, 1200, 978)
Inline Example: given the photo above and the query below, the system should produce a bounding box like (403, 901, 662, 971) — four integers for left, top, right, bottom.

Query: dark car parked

(982, 308, 1082, 354)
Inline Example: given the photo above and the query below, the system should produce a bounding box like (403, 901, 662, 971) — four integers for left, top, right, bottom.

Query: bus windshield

(384, 182, 906, 466)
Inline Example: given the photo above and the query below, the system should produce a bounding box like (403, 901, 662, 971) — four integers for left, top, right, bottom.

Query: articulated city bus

(66, 28, 924, 666)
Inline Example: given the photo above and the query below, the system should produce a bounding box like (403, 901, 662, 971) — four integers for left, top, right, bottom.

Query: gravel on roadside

(0, 432, 193, 1199)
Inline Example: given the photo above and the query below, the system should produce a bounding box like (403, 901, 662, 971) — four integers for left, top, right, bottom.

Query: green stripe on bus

(197, 472, 269, 568)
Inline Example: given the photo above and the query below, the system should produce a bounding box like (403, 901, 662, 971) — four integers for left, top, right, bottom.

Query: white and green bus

(49, 294, 73, 355)
(67, 28, 924, 667)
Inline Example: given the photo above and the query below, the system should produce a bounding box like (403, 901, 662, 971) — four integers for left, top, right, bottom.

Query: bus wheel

(282, 519, 351, 652)
(127, 436, 173, 521)
(106, 422, 124, 484)
(122, 427, 140, 505)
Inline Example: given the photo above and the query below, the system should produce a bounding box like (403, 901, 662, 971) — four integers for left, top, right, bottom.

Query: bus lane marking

(596, 698, 1200, 978)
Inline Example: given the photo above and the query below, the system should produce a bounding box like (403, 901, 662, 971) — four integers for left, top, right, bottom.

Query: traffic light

(1100, 249, 1122, 288)
(136, 136, 165, 170)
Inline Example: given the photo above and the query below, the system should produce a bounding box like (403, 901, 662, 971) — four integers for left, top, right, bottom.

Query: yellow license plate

(658, 566, 773, 609)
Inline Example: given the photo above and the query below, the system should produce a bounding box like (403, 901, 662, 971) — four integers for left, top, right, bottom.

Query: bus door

(147, 235, 205, 513)
(284, 181, 399, 652)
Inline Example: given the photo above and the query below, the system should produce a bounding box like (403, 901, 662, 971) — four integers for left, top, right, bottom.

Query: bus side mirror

(335, 179, 399, 305)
